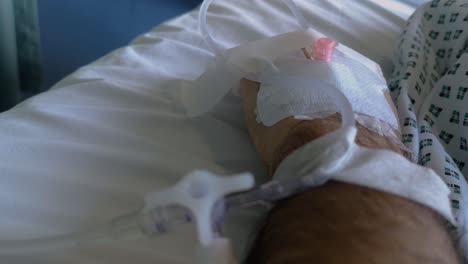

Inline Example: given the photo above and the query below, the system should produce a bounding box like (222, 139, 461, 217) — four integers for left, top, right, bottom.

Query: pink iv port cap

(313, 38, 338, 62)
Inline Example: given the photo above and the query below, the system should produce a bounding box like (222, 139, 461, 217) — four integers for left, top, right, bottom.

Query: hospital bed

(0, 0, 429, 263)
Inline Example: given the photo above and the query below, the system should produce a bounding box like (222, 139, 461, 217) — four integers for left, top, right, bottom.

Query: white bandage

(181, 26, 400, 141)
(255, 45, 399, 137)
(273, 126, 455, 224)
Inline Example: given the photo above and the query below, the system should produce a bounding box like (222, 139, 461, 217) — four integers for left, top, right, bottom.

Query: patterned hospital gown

(388, 0, 468, 253)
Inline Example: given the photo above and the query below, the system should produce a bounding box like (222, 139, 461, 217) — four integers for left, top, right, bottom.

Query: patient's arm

(240, 79, 460, 264)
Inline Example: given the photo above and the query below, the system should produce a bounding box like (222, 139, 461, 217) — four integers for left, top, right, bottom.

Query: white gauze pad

(255, 47, 399, 133)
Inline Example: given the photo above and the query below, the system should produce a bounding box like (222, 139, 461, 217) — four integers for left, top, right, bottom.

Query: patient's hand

(240, 78, 402, 176)
(240, 79, 460, 264)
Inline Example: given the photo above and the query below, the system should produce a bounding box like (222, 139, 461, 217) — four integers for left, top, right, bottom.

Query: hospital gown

(389, 0, 468, 248)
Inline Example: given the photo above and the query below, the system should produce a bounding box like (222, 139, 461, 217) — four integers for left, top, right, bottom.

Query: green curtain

(0, 0, 41, 112)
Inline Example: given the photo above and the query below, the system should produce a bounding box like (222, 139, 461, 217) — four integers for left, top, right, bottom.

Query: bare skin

(240, 79, 460, 263)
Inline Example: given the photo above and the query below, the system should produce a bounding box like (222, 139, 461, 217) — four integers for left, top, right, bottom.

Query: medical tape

(181, 28, 321, 116)
(185, 10, 401, 144)
(253, 46, 400, 138)
(273, 125, 456, 225)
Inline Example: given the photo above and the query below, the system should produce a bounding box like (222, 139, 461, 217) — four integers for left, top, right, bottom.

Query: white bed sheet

(0, 0, 426, 263)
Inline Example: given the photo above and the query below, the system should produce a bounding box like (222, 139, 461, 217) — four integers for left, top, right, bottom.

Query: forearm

(247, 118, 460, 263)
(248, 182, 457, 263)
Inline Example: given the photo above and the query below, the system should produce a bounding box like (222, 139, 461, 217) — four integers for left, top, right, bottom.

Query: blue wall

(38, 0, 200, 89)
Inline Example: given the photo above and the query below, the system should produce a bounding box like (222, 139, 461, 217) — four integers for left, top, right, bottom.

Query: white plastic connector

(142, 170, 255, 246)
(196, 237, 237, 264)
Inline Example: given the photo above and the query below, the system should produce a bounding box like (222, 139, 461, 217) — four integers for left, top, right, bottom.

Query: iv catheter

(0, 170, 320, 255)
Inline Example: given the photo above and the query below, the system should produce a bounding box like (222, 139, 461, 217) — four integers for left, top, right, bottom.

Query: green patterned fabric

(0, 0, 41, 111)
(389, 0, 468, 249)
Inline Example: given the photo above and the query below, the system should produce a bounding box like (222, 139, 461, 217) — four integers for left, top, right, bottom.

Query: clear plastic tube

(0, 235, 80, 255)
(0, 210, 141, 255)
(225, 178, 306, 209)
(0, 206, 192, 255)
(141, 205, 193, 237)
(199, 0, 221, 55)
